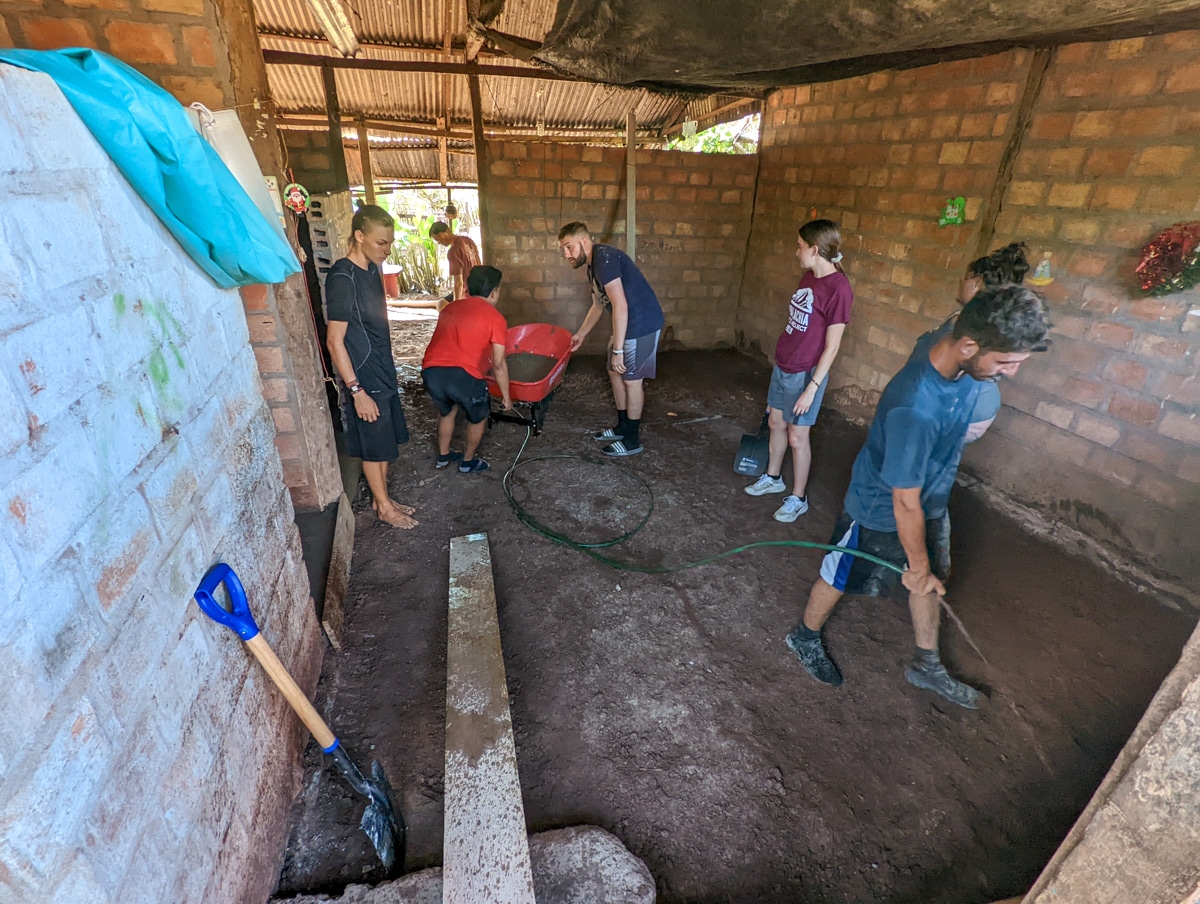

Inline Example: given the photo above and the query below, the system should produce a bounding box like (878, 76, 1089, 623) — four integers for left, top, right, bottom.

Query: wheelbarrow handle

(193, 563, 338, 752)
(194, 563, 260, 640)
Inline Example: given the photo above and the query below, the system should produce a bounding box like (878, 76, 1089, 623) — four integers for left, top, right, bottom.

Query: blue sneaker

(459, 458, 490, 474)
(436, 451, 463, 469)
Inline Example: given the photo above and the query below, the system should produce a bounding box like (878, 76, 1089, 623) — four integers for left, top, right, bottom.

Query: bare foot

(395, 503, 417, 515)
(374, 501, 418, 529)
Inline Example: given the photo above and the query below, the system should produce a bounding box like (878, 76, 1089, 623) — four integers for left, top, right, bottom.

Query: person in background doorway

(785, 286, 1051, 709)
(744, 220, 854, 522)
(430, 221, 481, 303)
(909, 242, 1030, 443)
(421, 265, 512, 474)
(558, 221, 665, 457)
(325, 204, 418, 529)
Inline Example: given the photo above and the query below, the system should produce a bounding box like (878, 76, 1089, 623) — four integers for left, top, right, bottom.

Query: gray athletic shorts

(607, 330, 660, 382)
(767, 364, 828, 427)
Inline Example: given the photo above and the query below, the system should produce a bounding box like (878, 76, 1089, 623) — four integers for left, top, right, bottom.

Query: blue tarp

(0, 48, 300, 288)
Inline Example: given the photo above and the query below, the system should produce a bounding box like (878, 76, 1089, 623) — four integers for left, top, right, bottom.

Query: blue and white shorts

(819, 510, 951, 598)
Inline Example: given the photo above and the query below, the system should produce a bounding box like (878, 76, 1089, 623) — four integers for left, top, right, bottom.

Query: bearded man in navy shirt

(558, 221, 665, 457)
(786, 285, 1052, 709)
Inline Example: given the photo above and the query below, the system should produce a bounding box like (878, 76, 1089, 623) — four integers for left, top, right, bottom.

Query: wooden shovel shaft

(245, 633, 337, 750)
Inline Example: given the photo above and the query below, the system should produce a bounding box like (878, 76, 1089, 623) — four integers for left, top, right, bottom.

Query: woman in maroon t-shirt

(745, 219, 854, 522)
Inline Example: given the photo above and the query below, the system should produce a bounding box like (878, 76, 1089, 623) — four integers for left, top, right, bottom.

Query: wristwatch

(348, 381, 363, 394)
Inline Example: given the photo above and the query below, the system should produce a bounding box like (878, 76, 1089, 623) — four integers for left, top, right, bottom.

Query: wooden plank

(264, 48, 586, 84)
(356, 117, 375, 203)
(321, 61, 349, 193)
(320, 491, 355, 651)
(468, 73, 490, 252)
(625, 108, 636, 263)
(443, 533, 535, 904)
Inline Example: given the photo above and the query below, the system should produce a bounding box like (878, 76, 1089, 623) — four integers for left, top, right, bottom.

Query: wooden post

(626, 108, 637, 262)
(357, 117, 375, 204)
(469, 73, 490, 257)
(321, 61, 349, 193)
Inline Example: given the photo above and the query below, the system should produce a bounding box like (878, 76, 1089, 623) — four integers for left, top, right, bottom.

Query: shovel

(733, 410, 771, 477)
(193, 563, 404, 873)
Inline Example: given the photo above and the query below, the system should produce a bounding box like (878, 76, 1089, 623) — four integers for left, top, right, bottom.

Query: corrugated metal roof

(256, 0, 757, 181)
(344, 144, 477, 184)
(261, 35, 687, 132)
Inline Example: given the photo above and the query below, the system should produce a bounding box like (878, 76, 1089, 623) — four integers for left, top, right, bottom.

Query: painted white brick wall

(0, 65, 321, 903)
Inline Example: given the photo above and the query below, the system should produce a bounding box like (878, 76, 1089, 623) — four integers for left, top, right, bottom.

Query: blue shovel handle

(193, 563, 261, 641)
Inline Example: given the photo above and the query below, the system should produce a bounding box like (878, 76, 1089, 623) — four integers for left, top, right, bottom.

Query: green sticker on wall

(938, 196, 966, 227)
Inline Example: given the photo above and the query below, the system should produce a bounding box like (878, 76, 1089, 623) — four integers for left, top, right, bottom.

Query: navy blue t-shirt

(325, 258, 398, 393)
(911, 317, 1001, 424)
(844, 353, 981, 532)
(588, 244, 665, 338)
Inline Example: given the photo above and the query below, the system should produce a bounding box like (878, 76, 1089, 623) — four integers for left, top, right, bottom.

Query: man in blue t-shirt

(558, 221, 665, 457)
(785, 285, 1052, 709)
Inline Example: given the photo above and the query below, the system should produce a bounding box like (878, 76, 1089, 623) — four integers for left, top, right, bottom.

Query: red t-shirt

(422, 295, 507, 379)
(447, 234, 481, 278)
(774, 270, 854, 374)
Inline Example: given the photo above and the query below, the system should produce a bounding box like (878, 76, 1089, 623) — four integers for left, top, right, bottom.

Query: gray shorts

(767, 364, 828, 427)
(607, 330, 660, 382)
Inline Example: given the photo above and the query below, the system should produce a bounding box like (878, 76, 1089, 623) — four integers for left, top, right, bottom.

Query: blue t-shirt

(911, 318, 1002, 424)
(844, 353, 981, 532)
(589, 244, 665, 338)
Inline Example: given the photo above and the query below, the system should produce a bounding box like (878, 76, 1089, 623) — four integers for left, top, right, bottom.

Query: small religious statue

(1027, 251, 1055, 286)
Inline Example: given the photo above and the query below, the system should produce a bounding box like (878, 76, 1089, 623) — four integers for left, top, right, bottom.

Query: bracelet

(612, 349, 624, 356)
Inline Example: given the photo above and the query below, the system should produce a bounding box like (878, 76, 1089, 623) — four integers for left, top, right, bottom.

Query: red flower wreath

(1136, 221, 1200, 296)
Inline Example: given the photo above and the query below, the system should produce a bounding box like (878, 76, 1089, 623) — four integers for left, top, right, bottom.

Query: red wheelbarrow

(483, 322, 573, 435)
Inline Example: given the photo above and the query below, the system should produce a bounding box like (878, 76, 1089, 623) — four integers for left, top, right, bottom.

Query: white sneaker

(745, 474, 786, 496)
(773, 495, 809, 522)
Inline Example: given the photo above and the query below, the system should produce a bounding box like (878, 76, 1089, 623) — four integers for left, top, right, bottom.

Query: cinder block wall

(0, 67, 321, 903)
(484, 140, 757, 350)
(0, 0, 345, 514)
(742, 37, 1200, 592)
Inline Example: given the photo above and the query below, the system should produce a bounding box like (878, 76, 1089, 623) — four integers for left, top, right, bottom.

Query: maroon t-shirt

(774, 270, 854, 374)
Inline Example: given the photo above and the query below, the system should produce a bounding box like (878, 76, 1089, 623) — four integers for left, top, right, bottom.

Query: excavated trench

(275, 314, 1194, 903)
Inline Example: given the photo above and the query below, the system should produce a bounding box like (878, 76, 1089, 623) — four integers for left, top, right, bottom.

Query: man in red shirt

(422, 265, 512, 473)
(430, 222, 481, 302)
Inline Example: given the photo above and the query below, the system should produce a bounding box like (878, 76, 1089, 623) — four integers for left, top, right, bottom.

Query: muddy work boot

(905, 650, 980, 709)
(785, 626, 843, 687)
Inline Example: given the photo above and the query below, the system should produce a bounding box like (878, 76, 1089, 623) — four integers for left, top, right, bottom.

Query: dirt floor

(275, 320, 1196, 904)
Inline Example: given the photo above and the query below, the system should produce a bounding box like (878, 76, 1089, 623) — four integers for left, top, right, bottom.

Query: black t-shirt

(325, 258, 397, 393)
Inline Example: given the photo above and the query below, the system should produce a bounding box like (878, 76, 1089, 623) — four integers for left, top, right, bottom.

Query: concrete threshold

(443, 532, 536, 904)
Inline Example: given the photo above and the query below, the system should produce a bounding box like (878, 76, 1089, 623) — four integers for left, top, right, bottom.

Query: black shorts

(340, 387, 409, 462)
(818, 509, 951, 598)
(422, 366, 490, 424)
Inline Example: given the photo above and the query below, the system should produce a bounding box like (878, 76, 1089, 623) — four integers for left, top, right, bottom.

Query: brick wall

(484, 140, 757, 350)
(740, 49, 1033, 389)
(0, 67, 320, 903)
(282, 128, 344, 195)
(1, 0, 346, 515)
(741, 39, 1200, 593)
(0, 0, 230, 109)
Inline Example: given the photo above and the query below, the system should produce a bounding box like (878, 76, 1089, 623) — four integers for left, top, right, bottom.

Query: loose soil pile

(276, 340, 1195, 904)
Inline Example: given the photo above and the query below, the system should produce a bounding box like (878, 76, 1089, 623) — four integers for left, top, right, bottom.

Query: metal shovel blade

(328, 746, 406, 873)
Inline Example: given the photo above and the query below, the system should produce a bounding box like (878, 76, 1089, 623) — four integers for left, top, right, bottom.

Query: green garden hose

(501, 427, 905, 577)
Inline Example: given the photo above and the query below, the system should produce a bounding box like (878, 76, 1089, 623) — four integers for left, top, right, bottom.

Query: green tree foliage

(664, 113, 759, 154)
